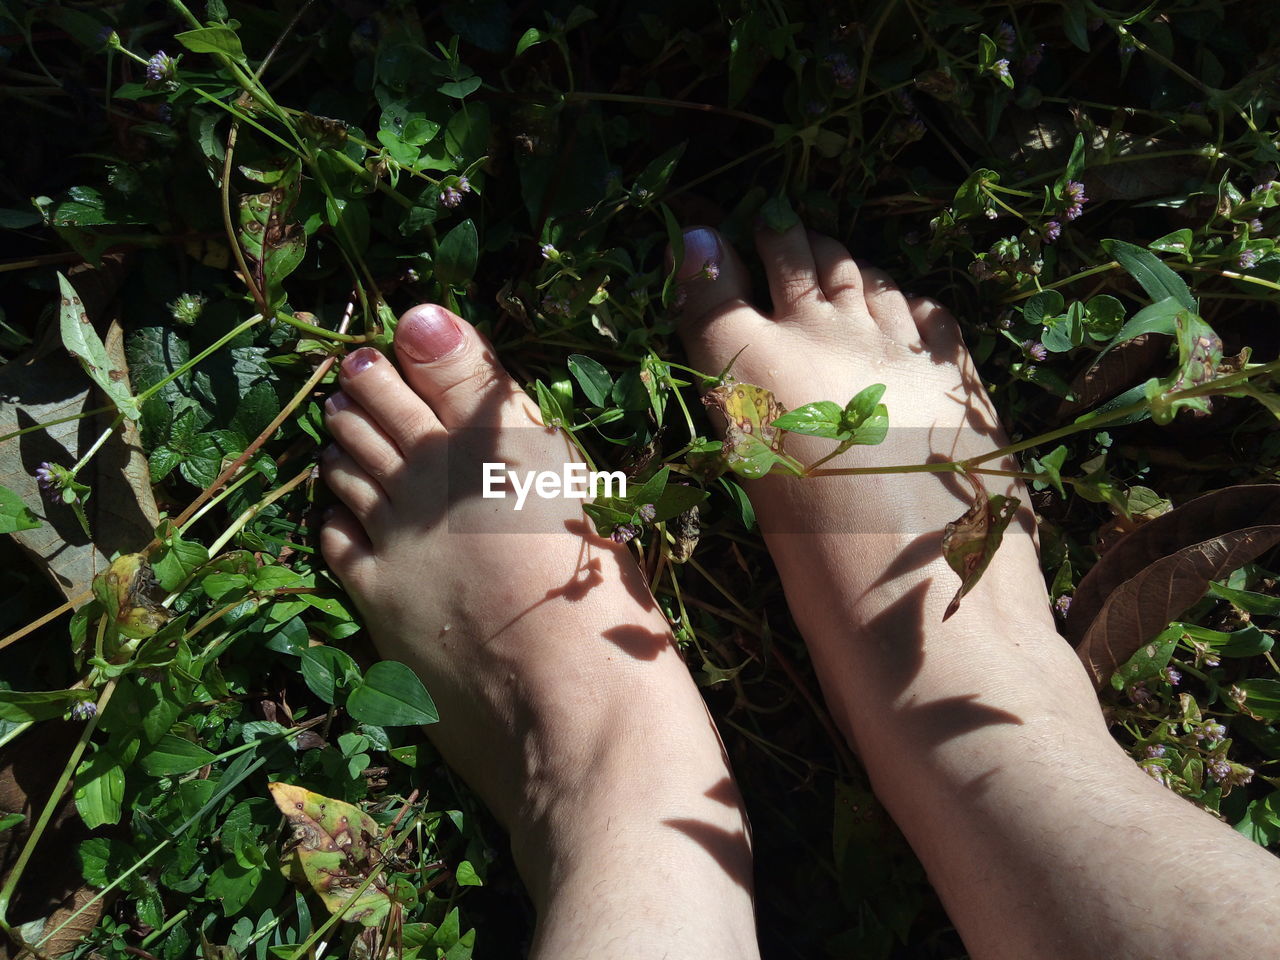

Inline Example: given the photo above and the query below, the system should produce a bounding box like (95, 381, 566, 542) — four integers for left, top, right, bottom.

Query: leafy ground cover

(0, 0, 1279, 957)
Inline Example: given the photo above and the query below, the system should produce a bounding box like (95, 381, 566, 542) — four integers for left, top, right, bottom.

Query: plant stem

(206, 464, 311, 556)
(561, 91, 776, 129)
(0, 680, 116, 938)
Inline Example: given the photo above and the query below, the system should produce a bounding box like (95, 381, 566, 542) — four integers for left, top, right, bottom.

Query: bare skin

(319, 305, 758, 960)
(674, 222, 1280, 960)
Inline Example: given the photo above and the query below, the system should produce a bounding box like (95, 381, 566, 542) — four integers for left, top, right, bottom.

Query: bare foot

(321, 304, 758, 959)
(673, 224, 1280, 960)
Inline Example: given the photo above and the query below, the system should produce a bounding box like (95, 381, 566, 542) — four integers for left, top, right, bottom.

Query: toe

(672, 226, 766, 375)
(808, 230, 863, 303)
(394, 304, 536, 429)
(324, 391, 402, 479)
(908, 296, 964, 358)
(322, 445, 388, 522)
(337, 347, 442, 453)
(755, 222, 825, 317)
(858, 264, 921, 344)
(320, 504, 373, 578)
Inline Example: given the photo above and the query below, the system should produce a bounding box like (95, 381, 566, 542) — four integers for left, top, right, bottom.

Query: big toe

(394, 304, 536, 429)
(672, 226, 768, 375)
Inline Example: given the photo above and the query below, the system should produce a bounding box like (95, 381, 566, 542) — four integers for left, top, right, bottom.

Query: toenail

(397, 305, 464, 363)
(343, 348, 381, 376)
(325, 391, 351, 415)
(678, 227, 721, 281)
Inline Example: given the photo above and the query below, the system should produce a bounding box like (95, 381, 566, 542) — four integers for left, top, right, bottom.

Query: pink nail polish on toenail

(678, 227, 721, 281)
(325, 391, 351, 414)
(343, 348, 380, 376)
(397, 305, 463, 363)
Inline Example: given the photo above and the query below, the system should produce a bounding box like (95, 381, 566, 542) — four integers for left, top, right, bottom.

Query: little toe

(755, 222, 825, 317)
(395, 304, 536, 429)
(672, 225, 766, 375)
(858, 264, 922, 344)
(322, 445, 388, 523)
(807, 230, 863, 303)
(337, 347, 443, 454)
(324, 391, 403, 479)
(320, 504, 373, 579)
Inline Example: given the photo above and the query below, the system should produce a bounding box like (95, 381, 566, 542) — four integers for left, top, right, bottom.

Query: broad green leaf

(347, 661, 438, 726)
(58, 273, 140, 419)
(567, 354, 613, 406)
(300, 645, 361, 705)
(455, 861, 483, 886)
(175, 25, 245, 60)
(652, 483, 707, 523)
(842, 383, 888, 432)
(1150, 228, 1194, 258)
(78, 836, 139, 887)
(436, 219, 478, 288)
(439, 76, 482, 99)
(703, 381, 793, 479)
(0, 484, 40, 534)
(515, 27, 546, 55)
(1103, 239, 1196, 311)
(1062, 0, 1091, 51)
(1095, 296, 1182, 361)
(1022, 289, 1065, 326)
(75, 745, 125, 829)
(140, 735, 216, 776)
(1236, 679, 1280, 720)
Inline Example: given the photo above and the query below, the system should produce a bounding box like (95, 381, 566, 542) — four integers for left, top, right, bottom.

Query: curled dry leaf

(1067, 485, 1280, 687)
(267, 782, 392, 927)
(941, 474, 1020, 621)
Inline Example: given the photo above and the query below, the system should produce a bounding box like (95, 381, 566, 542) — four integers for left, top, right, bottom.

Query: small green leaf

(75, 746, 125, 829)
(346, 661, 439, 727)
(759, 194, 799, 232)
(436, 219, 479, 288)
(58, 273, 140, 420)
(0, 484, 40, 534)
(300, 646, 361, 705)
(1149, 228, 1195, 259)
(567, 355, 613, 406)
(533, 379, 567, 427)
(515, 27, 546, 55)
(771, 401, 843, 438)
(139, 735, 216, 776)
(439, 76, 482, 99)
(842, 384, 887, 428)
(175, 25, 245, 59)
(1029, 444, 1069, 497)
(455, 860, 483, 886)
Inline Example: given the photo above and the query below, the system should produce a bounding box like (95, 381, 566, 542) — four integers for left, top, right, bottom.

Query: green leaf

(651, 483, 707, 523)
(567, 355, 613, 406)
(1062, 0, 1091, 51)
(1096, 296, 1182, 361)
(1022, 290, 1065, 327)
(0, 688, 94, 722)
(1149, 229, 1195, 259)
(759, 194, 799, 232)
(0, 484, 40, 534)
(533, 379, 567, 427)
(439, 76, 482, 99)
(771, 401, 843, 438)
(75, 745, 125, 829)
(1102, 239, 1196, 311)
(455, 860, 483, 886)
(58, 273, 140, 419)
(139, 735, 216, 776)
(515, 27, 546, 55)
(175, 25, 245, 60)
(436, 219, 478, 288)
(79, 836, 139, 887)
(842, 384, 887, 430)
(300, 645, 361, 705)
(1236, 679, 1280, 720)
(1029, 444, 1069, 497)
(346, 661, 439, 727)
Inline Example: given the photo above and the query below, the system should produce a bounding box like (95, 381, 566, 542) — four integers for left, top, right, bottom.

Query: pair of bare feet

(319, 224, 1279, 959)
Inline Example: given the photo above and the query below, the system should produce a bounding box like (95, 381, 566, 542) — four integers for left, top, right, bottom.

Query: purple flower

(1128, 682, 1153, 705)
(1207, 759, 1232, 783)
(700, 259, 720, 281)
(995, 21, 1016, 52)
(35, 462, 58, 495)
(992, 59, 1011, 82)
(825, 53, 857, 89)
(1251, 180, 1279, 198)
(540, 243, 558, 260)
(146, 50, 176, 86)
(1042, 220, 1062, 243)
(69, 701, 97, 722)
(1053, 594, 1072, 616)
(439, 185, 463, 208)
(1249, 218, 1264, 235)
(610, 523, 641, 544)
(1238, 249, 1261, 270)
(637, 503, 656, 522)
(1143, 744, 1166, 759)
(1022, 340, 1048, 362)
(97, 26, 119, 48)
(1164, 667, 1182, 686)
(1064, 181, 1088, 221)
(457, 175, 471, 194)
(1196, 721, 1227, 741)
